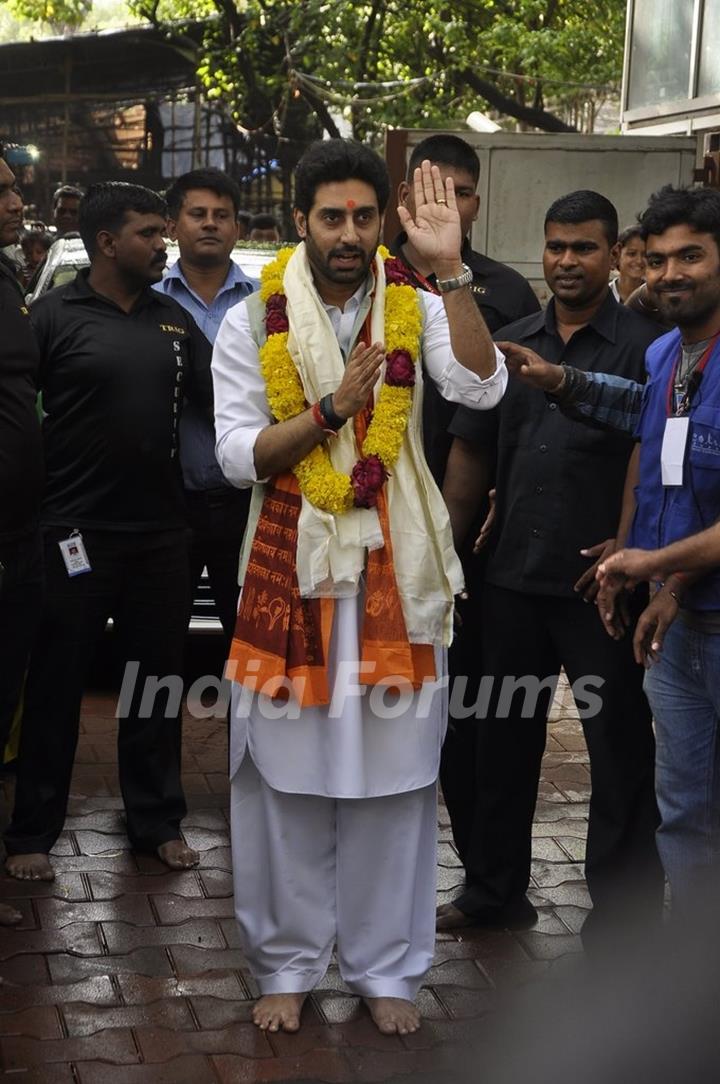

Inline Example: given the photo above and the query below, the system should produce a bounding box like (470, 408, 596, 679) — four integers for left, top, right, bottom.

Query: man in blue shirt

(501, 185, 720, 909)
(156, 168, 259, 641)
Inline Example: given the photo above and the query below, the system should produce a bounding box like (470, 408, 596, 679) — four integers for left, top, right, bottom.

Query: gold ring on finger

(436, 198, 447, 205)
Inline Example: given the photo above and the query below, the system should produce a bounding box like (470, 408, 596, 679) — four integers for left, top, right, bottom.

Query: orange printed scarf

(228, 405, 435, 709)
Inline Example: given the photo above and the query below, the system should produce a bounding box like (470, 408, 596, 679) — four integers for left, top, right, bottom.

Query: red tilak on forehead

(346, 199, 356, 209)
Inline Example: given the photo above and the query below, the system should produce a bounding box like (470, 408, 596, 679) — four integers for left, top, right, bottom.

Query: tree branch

(458, 67, 578, 132)
(296, 82, 342, 139)
(212, 0, 245, 38)
(351, 0, 385, 136)
(357, 0, 384, 80)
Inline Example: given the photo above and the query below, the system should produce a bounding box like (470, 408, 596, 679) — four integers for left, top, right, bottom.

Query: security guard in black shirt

(440, 191, 664, 944)
(0, 148, 41, 924)
(390, 133, 540, 486)
(5, 182, 213, 882)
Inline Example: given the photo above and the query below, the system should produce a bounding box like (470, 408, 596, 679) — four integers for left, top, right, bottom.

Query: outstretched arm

(498, 340, 646, 435)
(598, 521, 720, 582)
(596, 533, 718, 666)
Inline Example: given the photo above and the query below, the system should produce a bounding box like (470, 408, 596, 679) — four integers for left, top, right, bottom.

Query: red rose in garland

(351, 454, 388, 508)
(265, 293, 289, 335)
(384, 257, 415, 288)
(385, 349, 416, 387)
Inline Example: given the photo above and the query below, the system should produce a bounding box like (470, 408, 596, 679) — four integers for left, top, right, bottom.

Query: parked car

(27, 234, 279, 303)
(29, 235, 285, 633)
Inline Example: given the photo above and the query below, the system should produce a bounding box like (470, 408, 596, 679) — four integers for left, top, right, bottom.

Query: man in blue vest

(501, 184, 720, 908)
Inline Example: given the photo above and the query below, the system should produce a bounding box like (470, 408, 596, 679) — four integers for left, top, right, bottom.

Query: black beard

(303, 228, 377, 289)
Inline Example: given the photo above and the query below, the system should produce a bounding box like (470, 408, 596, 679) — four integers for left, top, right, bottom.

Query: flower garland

(258, 244, 423, 515)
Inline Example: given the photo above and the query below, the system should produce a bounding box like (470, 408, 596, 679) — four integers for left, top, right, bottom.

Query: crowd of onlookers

(4, 179, 283, 289)
(0, 158, 290, 893)
(3, 132, 720, 971)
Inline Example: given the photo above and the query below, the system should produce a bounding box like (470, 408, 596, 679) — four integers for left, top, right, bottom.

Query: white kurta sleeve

(419, 291, 507, 410)
(212, 299, 271, 487)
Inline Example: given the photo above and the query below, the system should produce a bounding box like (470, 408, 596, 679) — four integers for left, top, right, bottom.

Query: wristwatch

(436, 263, 473, 293)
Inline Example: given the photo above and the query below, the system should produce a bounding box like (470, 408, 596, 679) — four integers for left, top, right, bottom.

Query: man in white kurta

(211, 139, 506, 1036)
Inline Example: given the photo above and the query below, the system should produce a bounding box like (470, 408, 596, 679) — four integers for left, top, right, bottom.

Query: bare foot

(5, 853, 54, 882)
(436, 902, 475, 930)
(252, 992, 307, 1032)
(0, 902, 22, 926)
(157, 840, 199, 869)
(364, 996, 421, 1035)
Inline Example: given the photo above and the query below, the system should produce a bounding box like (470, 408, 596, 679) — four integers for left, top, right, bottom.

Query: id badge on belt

(58, 531, 92, 576)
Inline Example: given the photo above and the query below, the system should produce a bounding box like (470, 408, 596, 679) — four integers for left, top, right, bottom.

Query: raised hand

(396, 160, 462, 270)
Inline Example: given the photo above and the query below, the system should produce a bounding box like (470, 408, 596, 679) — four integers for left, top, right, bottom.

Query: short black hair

(639, 185, 720, 251)
(294, 139, 390, 216)
(79, 181, 166, 258)
(249, 212, 279, 231)
(52, 184, 84, 208)
(544, 190, 619, 245)
(407, 134, 480, 186)
(618, 224, 644, 248)
(164, 167, 243, 219)
(21, 229, 53, 252)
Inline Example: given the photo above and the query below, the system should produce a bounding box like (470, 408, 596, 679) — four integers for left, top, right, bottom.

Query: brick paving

(0, 677, 588, 1082)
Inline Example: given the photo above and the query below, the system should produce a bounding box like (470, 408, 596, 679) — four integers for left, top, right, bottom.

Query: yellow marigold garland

(259, 245, 422, 515)
(259, 245, 295, 303)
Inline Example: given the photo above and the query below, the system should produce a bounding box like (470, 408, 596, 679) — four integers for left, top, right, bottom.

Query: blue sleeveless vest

(630, 328, 720, 612)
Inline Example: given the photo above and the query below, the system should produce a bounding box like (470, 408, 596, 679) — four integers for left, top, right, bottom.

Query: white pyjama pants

(230, 755, 438, 999)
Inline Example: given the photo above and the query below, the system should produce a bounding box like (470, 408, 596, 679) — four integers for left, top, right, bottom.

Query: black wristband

(558, 365, 589, 404)
(319, 393, 347, 431)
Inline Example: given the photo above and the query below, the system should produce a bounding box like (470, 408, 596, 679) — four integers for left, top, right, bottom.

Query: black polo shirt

(390, 233, 540, 484)
(0, 255, 43, 543)
(31, 269, 213, 532)
(449, 291, 662, 597)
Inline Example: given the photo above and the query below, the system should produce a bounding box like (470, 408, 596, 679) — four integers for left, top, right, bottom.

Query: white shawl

(283, 243, 464, 647)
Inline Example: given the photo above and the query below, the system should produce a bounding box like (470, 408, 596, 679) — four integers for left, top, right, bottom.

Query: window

(627, 0, 695, 110)
(698, 0, 720, 96)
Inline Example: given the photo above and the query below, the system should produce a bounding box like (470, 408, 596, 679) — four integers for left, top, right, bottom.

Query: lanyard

(397, 258, 440, 295)
(394, 250, 443, 295)
(410, 269, 440, 295)
(665, 331, 720, 417)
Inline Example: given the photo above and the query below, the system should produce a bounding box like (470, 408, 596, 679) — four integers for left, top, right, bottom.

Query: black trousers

(185, 487, 250, 647)
(0, 528, 44, 756)
(5, 527, 191, 856)
(445, 584, 663, 924)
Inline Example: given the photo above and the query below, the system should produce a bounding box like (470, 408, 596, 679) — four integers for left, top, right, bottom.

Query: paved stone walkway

(0, 680, 588, 1081)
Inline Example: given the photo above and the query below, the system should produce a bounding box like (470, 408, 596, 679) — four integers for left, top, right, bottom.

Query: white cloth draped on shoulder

(283, 244, 480, 650)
